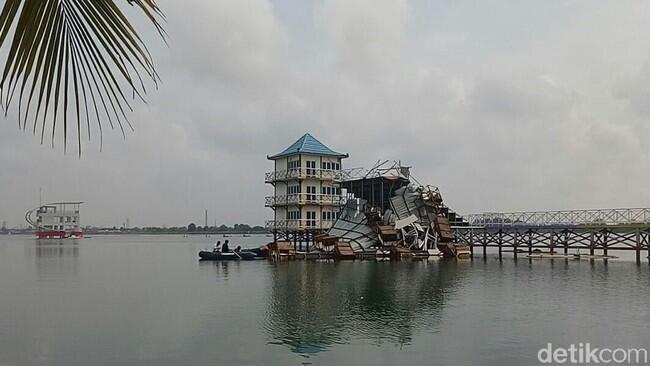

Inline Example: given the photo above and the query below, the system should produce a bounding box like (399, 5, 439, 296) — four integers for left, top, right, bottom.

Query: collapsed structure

(316, 161, 470, 258)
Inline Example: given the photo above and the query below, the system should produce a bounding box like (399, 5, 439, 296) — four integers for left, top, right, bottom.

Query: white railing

(265, 219, 335, 230)
(265, 194, 347, 207)
(265, 168, 346, 182)
(464, 208, 650, 227)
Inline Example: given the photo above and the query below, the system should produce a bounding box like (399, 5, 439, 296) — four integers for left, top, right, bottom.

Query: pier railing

(265, 194, 347, 207)
(463, 208, 650, 227)
(265, 219, 335, 230)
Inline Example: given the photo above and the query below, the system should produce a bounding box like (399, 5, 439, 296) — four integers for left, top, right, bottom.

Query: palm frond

(0, 0, 164, 155)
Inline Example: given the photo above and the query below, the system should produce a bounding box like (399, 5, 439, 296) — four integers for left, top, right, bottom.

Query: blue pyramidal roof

(268, 133, 348, 160)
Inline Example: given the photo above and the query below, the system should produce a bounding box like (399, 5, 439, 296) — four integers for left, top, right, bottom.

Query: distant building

(25, 202, 83, 239)
(265, 133, 348, 246)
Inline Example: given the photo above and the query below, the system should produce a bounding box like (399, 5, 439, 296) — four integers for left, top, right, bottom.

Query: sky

(1, 0, 650, 228)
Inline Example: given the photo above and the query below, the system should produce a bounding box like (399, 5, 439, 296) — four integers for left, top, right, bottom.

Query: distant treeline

(84, 223, 269, 235)
(185, 223, 267, 233)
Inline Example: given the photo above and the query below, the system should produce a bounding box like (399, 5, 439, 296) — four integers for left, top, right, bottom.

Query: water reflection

(264, 260, 467, 354)
(31, 239, 80, 280)
(198, 260, 243, 279)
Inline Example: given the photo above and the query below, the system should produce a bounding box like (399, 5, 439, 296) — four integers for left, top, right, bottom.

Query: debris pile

(317, 163, 470, 259)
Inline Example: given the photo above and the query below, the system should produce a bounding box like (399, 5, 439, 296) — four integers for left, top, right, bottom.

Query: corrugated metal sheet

(390, 186, 432, 228)
(394, 214, 418, 230)
(326, 198, 377, 252)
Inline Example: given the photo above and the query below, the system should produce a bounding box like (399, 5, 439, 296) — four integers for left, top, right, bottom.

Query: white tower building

(265, 133, 348, 247)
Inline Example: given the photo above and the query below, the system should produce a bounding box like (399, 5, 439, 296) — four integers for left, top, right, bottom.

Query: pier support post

(293, 231, 298, 252)
(469, 230, 474, 260)
(645, 230, 650, 266)
(563, 231, 568, 255)
(550, 232, 555, 254)
(498, 230, 503, 261)
(589, 231, 595, 257)
(483, 231, 487, 259)
(513, 232, 518, 260)
(528, 231, 533, 255)
(299, 233, 304, 252)
(635, 229, 641, 265)
(603, 230, 608, 257)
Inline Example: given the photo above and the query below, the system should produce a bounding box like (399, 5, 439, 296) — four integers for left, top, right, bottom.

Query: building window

(288, 185, 300, 195)
(306, 211, 316, 227)
(287, 160, 300, 173)
(306, 161, 316, 175)
(306, 186, 317, 201)
(288, 211, 300, 220)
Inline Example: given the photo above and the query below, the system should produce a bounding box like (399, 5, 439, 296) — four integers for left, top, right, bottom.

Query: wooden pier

(454, 226, 650, 265)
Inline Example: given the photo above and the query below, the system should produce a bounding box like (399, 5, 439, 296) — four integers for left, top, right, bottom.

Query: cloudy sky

(1, 0, 650, 228)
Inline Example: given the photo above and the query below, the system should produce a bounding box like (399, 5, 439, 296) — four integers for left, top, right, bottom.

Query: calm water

(0, 234, 648, 365)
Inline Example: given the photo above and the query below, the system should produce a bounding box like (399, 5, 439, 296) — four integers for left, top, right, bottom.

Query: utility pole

(204, 209, 208, 228)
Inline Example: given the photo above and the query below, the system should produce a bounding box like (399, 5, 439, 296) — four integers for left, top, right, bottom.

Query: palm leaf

(0, 0, 164, 155)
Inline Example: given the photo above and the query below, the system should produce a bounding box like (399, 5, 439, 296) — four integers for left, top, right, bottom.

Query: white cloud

(1, 0, 650, 227)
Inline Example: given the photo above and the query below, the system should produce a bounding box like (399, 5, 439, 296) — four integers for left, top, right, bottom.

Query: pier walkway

(454, 208, 650, 264)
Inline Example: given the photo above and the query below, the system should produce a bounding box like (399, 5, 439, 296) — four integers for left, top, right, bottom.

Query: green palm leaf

(0, 0, 164, 154)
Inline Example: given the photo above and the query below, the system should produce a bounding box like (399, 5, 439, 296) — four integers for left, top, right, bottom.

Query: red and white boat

(26, 202, 84, 239)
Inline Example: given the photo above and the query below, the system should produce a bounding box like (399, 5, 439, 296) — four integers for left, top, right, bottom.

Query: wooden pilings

(456, 227, 650, 265)
(276, 230, 319, 253)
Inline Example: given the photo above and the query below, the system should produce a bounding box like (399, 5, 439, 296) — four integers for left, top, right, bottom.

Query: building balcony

(264, 194, 347, 207)
(265, 219, 335, 231)
(265, 168, 345, 183)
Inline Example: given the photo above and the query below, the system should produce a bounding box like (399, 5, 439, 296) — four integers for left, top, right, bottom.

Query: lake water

(0, 234, 648, 365)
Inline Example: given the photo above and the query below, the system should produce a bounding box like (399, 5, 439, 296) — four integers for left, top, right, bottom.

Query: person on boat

(234, 245, 242, 253)
(213, 241, 221, 253)
(221, 240, 230, 253)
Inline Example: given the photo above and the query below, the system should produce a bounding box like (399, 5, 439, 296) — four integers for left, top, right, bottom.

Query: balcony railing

(265, 219, 335, 230)
(265, 194, 347, 207)
(265, 168, 345, 183)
